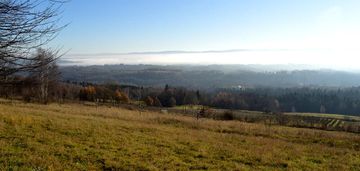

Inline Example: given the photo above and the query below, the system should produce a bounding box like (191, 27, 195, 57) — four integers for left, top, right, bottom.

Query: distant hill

(60, 64, 360, 89)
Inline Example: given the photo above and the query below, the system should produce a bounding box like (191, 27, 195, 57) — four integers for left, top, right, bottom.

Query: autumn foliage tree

(144, 96, 154, 106)
(115, 90, 130, 104)
(79, 86, 96, 101)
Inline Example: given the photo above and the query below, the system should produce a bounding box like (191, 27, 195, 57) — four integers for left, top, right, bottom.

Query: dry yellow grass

(0, 100, 359, 170)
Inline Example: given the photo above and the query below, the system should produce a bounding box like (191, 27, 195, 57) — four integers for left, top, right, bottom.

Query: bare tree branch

(0, 0, 67, 79)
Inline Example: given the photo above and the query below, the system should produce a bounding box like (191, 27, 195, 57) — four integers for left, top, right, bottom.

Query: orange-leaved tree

(115, 90, 130, 104)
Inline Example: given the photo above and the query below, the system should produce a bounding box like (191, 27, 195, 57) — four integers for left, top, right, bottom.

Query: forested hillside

(60, 65, 360, 89)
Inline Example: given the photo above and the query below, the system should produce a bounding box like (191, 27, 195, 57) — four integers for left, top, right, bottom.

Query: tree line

(4, 63, 360, 117)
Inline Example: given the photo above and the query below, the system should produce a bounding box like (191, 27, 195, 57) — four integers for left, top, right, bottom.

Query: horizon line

(64, 48, 322, 57)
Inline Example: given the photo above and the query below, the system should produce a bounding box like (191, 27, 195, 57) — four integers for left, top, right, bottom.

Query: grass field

(0, 100, 360, 170)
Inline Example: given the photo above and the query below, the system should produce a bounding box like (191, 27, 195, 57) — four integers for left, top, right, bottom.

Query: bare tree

(30, 48, 60, 103)
(0, 0, 66, 80)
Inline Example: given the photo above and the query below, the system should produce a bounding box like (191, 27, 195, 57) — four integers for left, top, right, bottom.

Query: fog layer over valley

(60, 49, 360, 72)
(60, 64, 360, 89)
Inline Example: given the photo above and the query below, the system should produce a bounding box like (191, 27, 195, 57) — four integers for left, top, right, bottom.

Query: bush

(196, 107, 214, 119)
(168, 97, 177, 107)
(153, 97, 162, 107)
(144, 96, 154, 106)
(221, 111, 234, 120)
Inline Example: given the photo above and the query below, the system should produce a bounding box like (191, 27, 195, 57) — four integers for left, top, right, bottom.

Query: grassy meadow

(0, 100, 359, 170)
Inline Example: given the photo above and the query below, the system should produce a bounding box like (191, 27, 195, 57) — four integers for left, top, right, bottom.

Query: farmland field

(166, 106, 360, 133)
(286, 112, 360, 122)
(0, 100, 360, 170)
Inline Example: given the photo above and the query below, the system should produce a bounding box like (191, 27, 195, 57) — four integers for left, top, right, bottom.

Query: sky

(51, 0, 360, 68)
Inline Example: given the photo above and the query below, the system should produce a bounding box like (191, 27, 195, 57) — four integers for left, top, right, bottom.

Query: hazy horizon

(61, 49, 360, 72)
(52, 0, 360, 69)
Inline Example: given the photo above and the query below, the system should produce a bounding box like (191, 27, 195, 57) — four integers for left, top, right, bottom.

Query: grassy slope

(0, 101, 359, 170)
(286, 112, 360, 121)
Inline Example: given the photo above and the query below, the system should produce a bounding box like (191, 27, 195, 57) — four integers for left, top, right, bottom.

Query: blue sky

(52, 0, 360, 67)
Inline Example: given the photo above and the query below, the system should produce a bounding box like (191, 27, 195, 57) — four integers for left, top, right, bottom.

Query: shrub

(168, 97, 177, 107)
(221, 111, 234, 120)
(153, 97, 162, 107)
(144, 96, 154, 106)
